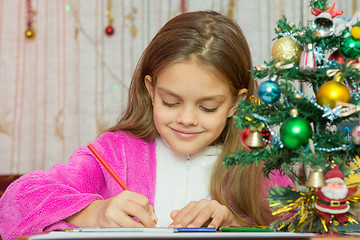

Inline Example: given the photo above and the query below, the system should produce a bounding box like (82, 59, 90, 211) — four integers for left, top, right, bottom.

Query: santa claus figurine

(314, 165, 357, 223)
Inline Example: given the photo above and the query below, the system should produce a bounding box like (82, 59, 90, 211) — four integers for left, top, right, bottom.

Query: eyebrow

(158, 88, 227, 102)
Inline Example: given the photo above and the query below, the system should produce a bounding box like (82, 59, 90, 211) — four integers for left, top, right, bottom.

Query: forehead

(155, 60, 232, 95)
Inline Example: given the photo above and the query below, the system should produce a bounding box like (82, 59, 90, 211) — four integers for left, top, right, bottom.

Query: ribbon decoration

(275, 62, 295, 69)
(346, 10, 360, 29)
(326, 61, 360, 78)
(311, 0, 343, 17)
(256, 64, 267, 71)
(336, 102, 360, 117)
(329, 62, 360, 117)
(256, 62, 295, 71)
(326, 69, 340, 77)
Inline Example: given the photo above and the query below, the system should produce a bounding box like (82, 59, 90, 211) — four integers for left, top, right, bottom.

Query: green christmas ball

(340, 36, 360, 59)
(280, 117, 312, 149)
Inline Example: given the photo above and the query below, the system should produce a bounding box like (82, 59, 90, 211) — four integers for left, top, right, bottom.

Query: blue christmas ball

(257, 80, 281, 104)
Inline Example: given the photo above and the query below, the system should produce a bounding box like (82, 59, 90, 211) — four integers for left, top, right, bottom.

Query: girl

(0, 10, 292, 240)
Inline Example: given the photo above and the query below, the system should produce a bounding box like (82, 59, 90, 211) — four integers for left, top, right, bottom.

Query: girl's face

(145, 60, 246, 155)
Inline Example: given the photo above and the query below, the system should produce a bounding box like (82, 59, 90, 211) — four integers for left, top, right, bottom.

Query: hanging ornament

(306, 168, 326, 188)
(243, 127, 265, 149)
(25, 29, 36, 39)
(280, 109, 312, 149)
(25, 0, 35, 39)
(271, 37, 303, 64)
(316, 80, 351, 109)
(299, 43, 317, 75)
(314, 165, 357, 223)
(105, 0, 115, 36)
(351, 125, 360, 144)
(332, 71, 343, 82)
(328, 49, 359, 64)
(311, 13, 334, 37)
(105, 26, 114, 35)
(311, 0, 343, 38)
(240, 127, 270, 150)
(351, 25, 360, 39)
(257, 75, 281, 104)
(339, 36, 360, 59)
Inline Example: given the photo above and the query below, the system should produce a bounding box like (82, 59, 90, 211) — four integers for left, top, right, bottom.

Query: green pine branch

(309, 0, 328, 12)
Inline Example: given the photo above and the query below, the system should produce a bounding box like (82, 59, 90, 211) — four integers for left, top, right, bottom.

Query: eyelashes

(161, 100, 218, 112)
(161, 100, 178, 108)
(200, 106, 218, 112)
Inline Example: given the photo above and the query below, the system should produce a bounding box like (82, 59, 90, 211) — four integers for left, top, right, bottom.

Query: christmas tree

(224, 0, 360, 233)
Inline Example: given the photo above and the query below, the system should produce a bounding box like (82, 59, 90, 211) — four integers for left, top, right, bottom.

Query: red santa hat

(324, 165, 344, 183)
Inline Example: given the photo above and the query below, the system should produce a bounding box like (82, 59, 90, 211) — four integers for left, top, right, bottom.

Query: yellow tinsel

(345, 156, 360, 197)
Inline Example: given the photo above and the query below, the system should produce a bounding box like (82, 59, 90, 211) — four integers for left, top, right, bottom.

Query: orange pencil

(87, 144, 158, 224)
(87, 144, 129, 191)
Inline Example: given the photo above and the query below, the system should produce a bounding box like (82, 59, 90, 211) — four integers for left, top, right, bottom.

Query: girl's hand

(168, 199, 236, 229)
(66, 190, 158, 227)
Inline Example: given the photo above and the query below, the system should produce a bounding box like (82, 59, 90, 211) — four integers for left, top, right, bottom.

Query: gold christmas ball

(316, 80, 351, 108)
(271, 37, 303, 64)
(25, 29, 36, 39)
(351, 26, 360, 39)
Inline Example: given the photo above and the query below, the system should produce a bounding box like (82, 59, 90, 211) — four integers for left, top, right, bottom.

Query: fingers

(170, 210, 180, 220)
(169, 200, 214, 227)
(123, 199, 157, 227)
(98, 191, 157, 227)
(169, 201, 199, 227)
(106, 210, 145, 227)
(169, 200, 233, 229)
(207, 205, 231, 228)
(187, 200, 225, 228)
(121, 191, 158, 226)
(122, 191, 152, 212)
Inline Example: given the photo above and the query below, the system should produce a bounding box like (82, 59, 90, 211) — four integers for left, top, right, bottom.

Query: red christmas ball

(328, 49, 359, 64)
(105, 25, 115, 36)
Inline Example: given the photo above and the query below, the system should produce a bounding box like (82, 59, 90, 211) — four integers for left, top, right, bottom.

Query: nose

(335, 184, 344, 189)
(176, 105, 198, 126)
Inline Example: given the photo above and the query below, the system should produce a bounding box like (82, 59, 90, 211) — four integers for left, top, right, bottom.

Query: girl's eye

(162, 99, 218, 112)
(201, 106, 218, 112)
(162, 100, 178, 107)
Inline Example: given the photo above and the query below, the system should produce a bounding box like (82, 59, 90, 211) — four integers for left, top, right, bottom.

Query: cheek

(152, 103, 172, 125)
(201, 112, 228, 131)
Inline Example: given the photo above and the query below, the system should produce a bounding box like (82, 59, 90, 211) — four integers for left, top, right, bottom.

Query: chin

(172, 145, 198, 155)
(167, 141, 203, 155)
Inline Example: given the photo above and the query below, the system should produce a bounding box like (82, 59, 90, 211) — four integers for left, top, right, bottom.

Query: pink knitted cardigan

(0, 131, 292, 240)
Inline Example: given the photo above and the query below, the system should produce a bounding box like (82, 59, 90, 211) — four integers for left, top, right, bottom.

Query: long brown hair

(106, 11, 273, 226)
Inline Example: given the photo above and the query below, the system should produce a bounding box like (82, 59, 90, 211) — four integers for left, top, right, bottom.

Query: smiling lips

(171, 128, 203, 139)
